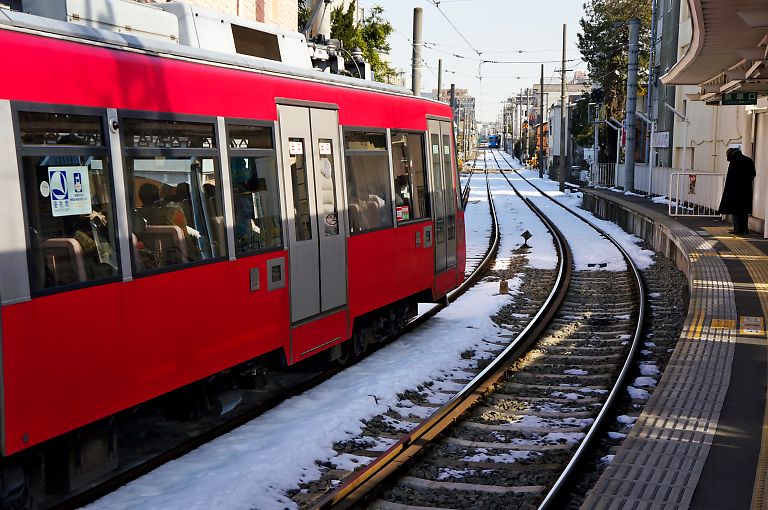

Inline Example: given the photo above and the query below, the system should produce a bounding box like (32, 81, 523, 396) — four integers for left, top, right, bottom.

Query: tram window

(442, 133, 456, 240)
(430, 134, 445, 243)
(228, 124, 282, 255)
(123, 117, 226, 274)
(289, 138, 312, 242)
(343, 130, 392, 233)
(17, 110, 119, 293)
(390, 131, 429, 224)
(316, 139, 339, 236)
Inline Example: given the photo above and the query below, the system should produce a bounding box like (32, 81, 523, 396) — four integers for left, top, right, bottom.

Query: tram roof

(0, 4, 421, 101)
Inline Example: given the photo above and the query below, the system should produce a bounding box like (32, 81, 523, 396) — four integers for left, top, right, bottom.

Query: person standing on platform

(718, 147, 756, 235)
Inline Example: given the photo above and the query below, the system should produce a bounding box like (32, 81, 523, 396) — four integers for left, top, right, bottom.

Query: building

(142, 0, 297, 30)
(661, 0, 768, 235)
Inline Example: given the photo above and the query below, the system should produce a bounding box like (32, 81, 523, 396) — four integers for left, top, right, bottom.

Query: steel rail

(311, 155, 574, 510)
(61, 168, 501, 510)
(460, 162, 475, 209)
(491, 149, 647, 509)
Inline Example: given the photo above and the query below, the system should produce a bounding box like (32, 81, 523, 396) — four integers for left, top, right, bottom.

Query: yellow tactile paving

(703, 226, 768, 510)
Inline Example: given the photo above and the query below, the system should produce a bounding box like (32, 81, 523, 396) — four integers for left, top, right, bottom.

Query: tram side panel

(1, 256, 290, 455)
(0, 27, 464, 457)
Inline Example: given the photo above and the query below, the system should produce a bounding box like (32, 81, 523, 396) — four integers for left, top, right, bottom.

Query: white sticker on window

(40, 181, 50, 198)
(48, 166, 92, 217)
(432, 145, 439, 155)
(444, 145, 450, 155)
(289, 141, 304, 155)
(319, 142, 332, 155)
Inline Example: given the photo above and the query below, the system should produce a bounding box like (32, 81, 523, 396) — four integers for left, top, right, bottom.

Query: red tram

(0, 0, 465, 503)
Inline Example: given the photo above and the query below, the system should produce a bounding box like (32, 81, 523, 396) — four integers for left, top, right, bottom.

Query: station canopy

(661, 0, 768, 104)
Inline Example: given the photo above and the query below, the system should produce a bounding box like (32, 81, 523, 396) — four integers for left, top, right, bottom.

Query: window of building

(228, 123, 282, 255)
(390, 131, 429, 223)
(17, 109, 120, 293)
(344, 130, 392, 233)
(122, 116, 226, 273)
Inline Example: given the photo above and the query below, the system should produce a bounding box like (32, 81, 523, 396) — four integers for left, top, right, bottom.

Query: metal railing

(590, 163, 617, 188)
(668, 172, 724, 217)
(594, 164, 725, 218)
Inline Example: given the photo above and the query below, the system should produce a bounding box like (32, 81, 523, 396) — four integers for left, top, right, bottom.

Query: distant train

(488, 134, 501, 149)
(0, 1, 466, 506)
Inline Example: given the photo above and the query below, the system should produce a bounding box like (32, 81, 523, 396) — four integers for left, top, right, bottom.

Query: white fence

(591, 163, 617, 188)
(589, 163, 724, 218)
(668, 172, 724, 217)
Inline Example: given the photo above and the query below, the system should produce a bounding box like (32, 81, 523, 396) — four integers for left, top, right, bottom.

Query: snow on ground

(486, 176, 557, 270)
(460, 173, 493, 273)
(490, 151, 655, 270)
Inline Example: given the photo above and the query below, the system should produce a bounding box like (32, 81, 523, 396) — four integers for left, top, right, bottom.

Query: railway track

(307, 150, 647, 510)
(58, 168, 500, 510)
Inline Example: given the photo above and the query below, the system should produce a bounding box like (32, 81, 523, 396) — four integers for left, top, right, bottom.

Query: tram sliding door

(428, 119, 457, 272)
(278, 105, 347, 323)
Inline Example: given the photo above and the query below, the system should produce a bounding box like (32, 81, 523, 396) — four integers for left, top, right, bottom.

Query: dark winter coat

(718, 152, 756, 215)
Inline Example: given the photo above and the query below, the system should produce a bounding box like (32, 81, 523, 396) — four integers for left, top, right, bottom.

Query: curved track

(310, 150, 646, 510)
(60, 170, 501, 510)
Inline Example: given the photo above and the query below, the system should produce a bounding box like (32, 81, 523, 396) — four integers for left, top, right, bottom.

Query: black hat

(726, 147, 741, 158)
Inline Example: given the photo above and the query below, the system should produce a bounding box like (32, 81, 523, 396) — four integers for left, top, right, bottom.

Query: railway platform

(580, 187, 768, 510)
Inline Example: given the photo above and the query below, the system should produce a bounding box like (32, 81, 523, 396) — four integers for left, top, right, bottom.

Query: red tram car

(0, 0, 465, 503)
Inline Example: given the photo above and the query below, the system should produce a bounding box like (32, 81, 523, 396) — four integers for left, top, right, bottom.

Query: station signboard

(722, 92, 757, 106)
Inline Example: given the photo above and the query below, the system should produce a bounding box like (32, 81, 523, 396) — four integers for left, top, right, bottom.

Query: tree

(298, 1, 310, 32)
(577, 0, 651, 121)
(331, 4, 396, 82)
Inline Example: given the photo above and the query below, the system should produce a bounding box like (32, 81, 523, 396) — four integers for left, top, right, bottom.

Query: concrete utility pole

(411, 7, 423, 96)
(646, 0, 658, 166)
(623, 18, 640, 192)
(437, 59, 443, 102)
(539, 64, 545, 178)
(523, 88, 529, 164)
(558, 23, 566, 192)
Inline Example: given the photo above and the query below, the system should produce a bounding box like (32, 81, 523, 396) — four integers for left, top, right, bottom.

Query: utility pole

(523, 88, 529, 165)
(623, 18, 640, 192)
(593, 103, 599, 183)
(437, 59, 443, 102)
(558, 23, 566, 192)
(539, 64, 545, 178)
(502, 101, 507, 152)
(411, 7, 423, 96)
(646, 0, 658, 166)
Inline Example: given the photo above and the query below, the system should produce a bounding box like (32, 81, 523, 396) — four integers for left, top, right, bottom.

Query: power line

(424, 0, 483, 59)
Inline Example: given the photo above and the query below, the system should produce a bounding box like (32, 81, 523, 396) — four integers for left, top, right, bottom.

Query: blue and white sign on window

(48, 166, 92, 217)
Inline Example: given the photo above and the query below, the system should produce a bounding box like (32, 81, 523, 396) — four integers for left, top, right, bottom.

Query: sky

(356, 0, 590, 123)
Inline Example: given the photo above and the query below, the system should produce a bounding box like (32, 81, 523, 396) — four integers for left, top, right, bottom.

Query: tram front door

(277, 105, 347, 323)
(428, 119, 458, 273)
